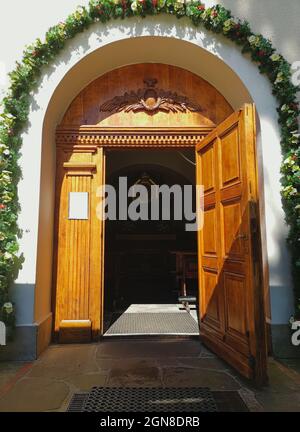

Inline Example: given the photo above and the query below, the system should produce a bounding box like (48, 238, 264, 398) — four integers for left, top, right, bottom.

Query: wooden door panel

(203, 208, 217, 255)
(220, 184, 243, 202)
(65, 176, 91, 320)
(197, 135, 225, 340)
(201, 143, 216, 192)
(223, 271, 250, 356)
(196, 104, 267, 384)
(53, 148, 105, 343)
(221, 200, 244, 257)
(204, 192, 217, 208)
(224, 272, 247, 336)
(220, 127, 241, 187)
(202, 270, 222, 330)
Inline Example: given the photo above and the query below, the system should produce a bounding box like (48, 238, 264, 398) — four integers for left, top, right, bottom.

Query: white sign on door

(68, 192, 89, 220)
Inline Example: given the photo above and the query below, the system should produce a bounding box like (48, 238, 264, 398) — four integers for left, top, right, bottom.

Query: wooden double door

(54, 104, 267, 384)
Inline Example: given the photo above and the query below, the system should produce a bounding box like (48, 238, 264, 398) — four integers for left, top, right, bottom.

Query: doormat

(104, 312, 199, 336)
(67, 387, 217, 412)
(67, 388, 250, 412)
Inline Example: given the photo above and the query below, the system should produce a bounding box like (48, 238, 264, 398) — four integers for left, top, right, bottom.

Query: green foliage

(0, 0, 299, 330)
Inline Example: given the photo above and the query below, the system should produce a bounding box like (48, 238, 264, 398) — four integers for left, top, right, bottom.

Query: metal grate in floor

(68, 387, 217, 412)
(105, 312, 199, 336)
(67, 393, 89, 412)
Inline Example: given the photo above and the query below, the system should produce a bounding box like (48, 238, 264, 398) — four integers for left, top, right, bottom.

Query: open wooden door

(53, 147, 105, 343)
(196, 104, 267, 384)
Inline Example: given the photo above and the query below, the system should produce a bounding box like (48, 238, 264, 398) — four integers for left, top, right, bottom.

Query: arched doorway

(14, 26, 291, 364)
(53, 63, 267, 384)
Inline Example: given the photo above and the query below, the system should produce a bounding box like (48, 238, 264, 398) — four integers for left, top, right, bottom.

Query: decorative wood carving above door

(56, 127, 215, 149)
(60, 64, 233, 129)
(99, 78, 202, 114)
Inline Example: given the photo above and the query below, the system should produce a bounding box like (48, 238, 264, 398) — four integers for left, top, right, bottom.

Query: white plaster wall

(1, 0, 299, 88)
(0, 1, 298, 329)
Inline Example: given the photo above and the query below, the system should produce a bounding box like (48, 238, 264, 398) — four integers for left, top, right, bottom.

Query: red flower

(197, 5, 205, 11)
(0, 204, 6, 210)
(211, 10, 218, 17)
(152, 0, 158, 7)
(258, 50, 266, 58)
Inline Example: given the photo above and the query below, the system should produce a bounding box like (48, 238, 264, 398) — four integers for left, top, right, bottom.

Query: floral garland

(0, 1, 299, 328)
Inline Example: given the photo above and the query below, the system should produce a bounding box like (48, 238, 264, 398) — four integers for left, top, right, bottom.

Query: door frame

(54, 122, 266, 346)
(54, 126, 214, 340)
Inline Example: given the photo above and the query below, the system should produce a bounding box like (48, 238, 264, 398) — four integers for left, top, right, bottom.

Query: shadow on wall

(262, 167, 294, 324)
(218, 0, 300, 64)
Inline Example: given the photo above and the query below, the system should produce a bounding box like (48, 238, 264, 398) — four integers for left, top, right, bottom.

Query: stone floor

(0, 338, 299, 412)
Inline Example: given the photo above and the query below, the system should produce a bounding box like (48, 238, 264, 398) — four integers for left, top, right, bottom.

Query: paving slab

(0, 362, 27, 389)
(255, 391, 300, 412)
(97, 357, 160, 372)
(263, 359, 300, 393)
(96, 338, 203, 359)
(175, 357, 230, 371)
(278, 359, 300, 375)
(199, 346, 218, 358)
(108, 360, 162, 387)
(0, 377, 69, 412)
(162, 367, 241, 390)
(28, 344, 98, 379)
(65, 373, 108, 391)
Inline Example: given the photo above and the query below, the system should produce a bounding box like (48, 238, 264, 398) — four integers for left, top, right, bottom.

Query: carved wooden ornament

(100, 78, 202, 114)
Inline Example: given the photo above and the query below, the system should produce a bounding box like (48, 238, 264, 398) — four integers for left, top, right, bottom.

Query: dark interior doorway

(103, 150, 199, 335)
